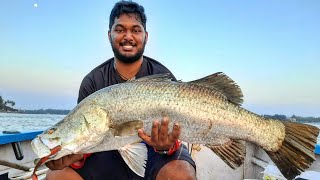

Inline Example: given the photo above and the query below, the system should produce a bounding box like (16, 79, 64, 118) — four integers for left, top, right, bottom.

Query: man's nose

(124, 30, 134, 40)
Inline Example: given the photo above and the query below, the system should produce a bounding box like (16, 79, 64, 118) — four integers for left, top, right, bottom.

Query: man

(46, 1, 196, 179)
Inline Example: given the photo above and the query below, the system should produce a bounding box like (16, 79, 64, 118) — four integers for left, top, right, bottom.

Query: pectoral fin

(110, 120, 144, 136)
(206, 139, 246, 169)
(118, 143, 148, 177)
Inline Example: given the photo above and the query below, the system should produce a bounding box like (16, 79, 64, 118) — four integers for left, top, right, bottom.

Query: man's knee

(46, 167, 83, 180)
(156, 160, 196, 180)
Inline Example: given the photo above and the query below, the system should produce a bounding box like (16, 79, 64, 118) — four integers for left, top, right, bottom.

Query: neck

(114, 57, 143, 80)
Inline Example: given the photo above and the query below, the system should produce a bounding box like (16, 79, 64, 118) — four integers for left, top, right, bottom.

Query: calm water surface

(0, 112, 319, 143)
(0, 112, 65, 133)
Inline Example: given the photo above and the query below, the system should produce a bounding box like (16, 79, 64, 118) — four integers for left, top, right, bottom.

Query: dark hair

(109, 1, 147, 31)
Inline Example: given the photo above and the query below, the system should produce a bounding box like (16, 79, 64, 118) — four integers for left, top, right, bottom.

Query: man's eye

(115, 29, 124, 32)
(132, 29, 142, 33)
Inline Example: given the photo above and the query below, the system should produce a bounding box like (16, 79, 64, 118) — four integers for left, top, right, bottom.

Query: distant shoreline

(0, 110, 20, 113)
(0, 109, 70, 115)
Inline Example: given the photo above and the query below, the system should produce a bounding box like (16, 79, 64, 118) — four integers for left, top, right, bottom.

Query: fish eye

(47, 128, 57, 134)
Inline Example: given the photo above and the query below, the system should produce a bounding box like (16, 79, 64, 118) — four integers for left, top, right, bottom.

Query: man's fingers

(45, 154, 84, 170)
(159, 117, 169, 142)
(169, 122, 181, 143)
(45, 161, 54, 170)
(138, 129, 153, 146)
(138, 118, 181, 150)
(63, 155, 77, 166)
(150, 120, 159, 142)
(45, 158, 63, 170)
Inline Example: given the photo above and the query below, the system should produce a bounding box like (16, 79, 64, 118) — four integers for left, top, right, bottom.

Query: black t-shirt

(77, 56, 176, 103)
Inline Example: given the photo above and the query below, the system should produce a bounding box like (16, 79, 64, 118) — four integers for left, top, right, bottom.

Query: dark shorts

(73, 144, 196, 180)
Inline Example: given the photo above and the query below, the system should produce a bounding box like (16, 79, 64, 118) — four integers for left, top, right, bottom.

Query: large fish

(31, 72, 319, 180)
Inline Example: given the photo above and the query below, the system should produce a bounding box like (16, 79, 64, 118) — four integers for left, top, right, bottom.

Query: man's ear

(145, 31, 148, 44)
(108, 31, 111, 42)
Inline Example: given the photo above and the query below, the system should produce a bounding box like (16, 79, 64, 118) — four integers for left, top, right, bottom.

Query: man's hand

(138, 116, 180, 150)
(45, 154, 84, 170)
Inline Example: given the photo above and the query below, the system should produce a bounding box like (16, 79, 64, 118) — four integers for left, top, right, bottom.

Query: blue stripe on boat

(0, 131, 43, 145)
(315, 144, 320, 155)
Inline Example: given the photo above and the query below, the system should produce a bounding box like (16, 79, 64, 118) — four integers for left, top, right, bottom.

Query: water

(0, 112, 65, 133)
(307, 122, 320, 144)
(0, 112, 319, 144)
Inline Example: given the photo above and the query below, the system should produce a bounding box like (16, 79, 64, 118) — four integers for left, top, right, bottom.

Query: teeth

(123, 45, 133, 50)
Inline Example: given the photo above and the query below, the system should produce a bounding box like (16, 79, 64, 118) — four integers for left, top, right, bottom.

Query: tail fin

(266, 122, 319, 180)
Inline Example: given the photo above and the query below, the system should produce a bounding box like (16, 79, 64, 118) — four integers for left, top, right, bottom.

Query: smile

(122, 45, 135, 51)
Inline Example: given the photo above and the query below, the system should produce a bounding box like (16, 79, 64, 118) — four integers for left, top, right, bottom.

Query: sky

(0, 0, 319, 117)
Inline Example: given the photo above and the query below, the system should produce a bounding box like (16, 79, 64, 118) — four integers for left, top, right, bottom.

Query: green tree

(0, 96, 3, 110)
(5, 100, 15, 108)
(0, 96, 17, 111)
(0, 96, 3, 104)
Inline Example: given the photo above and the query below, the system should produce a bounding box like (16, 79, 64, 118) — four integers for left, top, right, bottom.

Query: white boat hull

(1, 139, 319, 180)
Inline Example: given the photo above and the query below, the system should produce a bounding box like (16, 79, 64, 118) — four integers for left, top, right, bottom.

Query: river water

(0, 112, 65, 132)
(0, 112, 319, 143)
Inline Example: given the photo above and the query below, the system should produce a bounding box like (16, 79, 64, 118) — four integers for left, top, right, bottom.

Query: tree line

(1, 96, 69, 114)
(263, 114, 320, 123)
(22, 109, 70, 115)
(0, 96, 17, 112)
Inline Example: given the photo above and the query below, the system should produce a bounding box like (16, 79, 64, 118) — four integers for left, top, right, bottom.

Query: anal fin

(118, 142, 148, 177)
(206, 139, 246, 169)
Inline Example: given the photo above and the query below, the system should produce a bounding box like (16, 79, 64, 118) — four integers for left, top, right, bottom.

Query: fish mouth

(34, 145, 61, 164)
(32, 136, 62, 158)
(31, 136, 52, 158)
(32, 145, 62, 179)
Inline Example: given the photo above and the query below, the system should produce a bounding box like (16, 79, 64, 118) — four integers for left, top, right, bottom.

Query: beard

(111, 41, 146, 64)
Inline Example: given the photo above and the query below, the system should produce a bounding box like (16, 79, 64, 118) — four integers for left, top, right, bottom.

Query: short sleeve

(77, 76, 96, 103)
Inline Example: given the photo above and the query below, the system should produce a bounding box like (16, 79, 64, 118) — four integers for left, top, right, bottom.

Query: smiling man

(45, 1, 196, 180)
(110, 13, 146, 64)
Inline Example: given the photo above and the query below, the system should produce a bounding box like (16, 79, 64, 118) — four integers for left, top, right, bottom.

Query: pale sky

(0, 0, 319, 117)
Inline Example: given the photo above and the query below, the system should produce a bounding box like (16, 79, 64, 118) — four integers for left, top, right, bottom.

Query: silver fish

(31, 72, 319, 179)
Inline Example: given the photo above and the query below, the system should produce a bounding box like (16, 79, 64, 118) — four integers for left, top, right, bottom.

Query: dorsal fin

(188, 72, 243, 106)
(131, 73, 173, 82)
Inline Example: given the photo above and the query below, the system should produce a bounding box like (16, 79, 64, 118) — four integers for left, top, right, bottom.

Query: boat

(0, 131, 319, 180)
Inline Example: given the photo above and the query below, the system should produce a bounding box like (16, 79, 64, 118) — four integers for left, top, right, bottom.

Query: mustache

(120, 41, 136, 46)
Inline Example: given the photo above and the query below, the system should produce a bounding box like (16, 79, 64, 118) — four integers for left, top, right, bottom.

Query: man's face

(108, 13, 148, 63)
